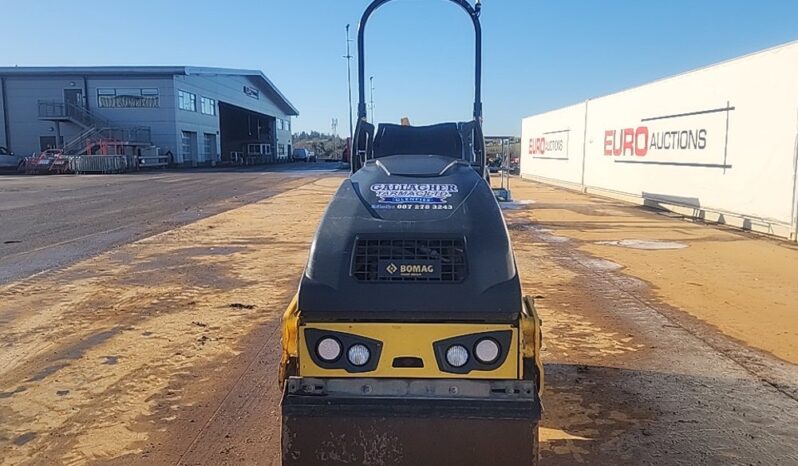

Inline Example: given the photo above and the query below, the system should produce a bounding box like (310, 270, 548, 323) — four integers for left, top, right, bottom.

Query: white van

(292, 148, 316, 162)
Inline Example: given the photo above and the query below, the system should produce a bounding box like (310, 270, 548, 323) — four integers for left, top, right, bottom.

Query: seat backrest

(372, 123, 463, 159)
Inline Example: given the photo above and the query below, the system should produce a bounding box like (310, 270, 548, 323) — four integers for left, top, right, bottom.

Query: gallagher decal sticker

(370, 183, 459, 205)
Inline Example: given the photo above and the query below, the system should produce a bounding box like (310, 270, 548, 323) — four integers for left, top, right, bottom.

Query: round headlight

(445, 345, 469, 368)
(474, 338, 500, 363)
(316, 337, 342, 362)
(347, 344, 371, 366)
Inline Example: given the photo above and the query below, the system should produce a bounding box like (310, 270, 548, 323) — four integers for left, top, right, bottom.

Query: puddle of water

(0, 386, 27, 399)
(596, 239, 687, 250)
(581, 258, 624, 271)
(541, 234, 570, 243)
(26, 363, 70, 382)
(24, 329, 124, 382)
(13, 432, 36, 446)
(500, 199, 536, 210)
(61, 328, 123, 360)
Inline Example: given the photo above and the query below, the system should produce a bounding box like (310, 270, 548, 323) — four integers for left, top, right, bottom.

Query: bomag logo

(379, 260, 441, 279)
(400, 264, 435, 274)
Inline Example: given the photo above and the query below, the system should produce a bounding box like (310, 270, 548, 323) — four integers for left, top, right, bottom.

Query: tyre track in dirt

(4, 171, 797, 465)
(0, 174, 342, 465)
(504, 180, 798, 465)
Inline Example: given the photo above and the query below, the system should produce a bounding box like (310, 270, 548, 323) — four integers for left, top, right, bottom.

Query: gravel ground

(0, 171, 796, 465)
(0, 164, 339, 284)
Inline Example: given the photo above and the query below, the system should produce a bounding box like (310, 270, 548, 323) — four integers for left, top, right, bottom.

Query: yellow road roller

(280, 1, 543, 464)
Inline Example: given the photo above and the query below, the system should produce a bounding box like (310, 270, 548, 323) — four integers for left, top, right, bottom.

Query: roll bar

(351, 0, 486, 177)
(356, 0, 483, 121)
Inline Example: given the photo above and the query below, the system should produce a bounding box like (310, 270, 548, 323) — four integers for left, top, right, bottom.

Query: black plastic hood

(298, 154, 521, 323)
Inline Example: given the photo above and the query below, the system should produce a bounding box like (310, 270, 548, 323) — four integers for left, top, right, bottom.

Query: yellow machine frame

(280, 294, 544, 390)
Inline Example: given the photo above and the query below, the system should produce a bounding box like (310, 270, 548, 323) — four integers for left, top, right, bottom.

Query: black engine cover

(298, 154, 521, 323)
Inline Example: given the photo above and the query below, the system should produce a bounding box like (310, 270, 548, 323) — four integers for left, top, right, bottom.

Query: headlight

(316, 337, 342, 362)
(445, 344, 469, 367)
(347, 344, 371, 366)
(474, 338, 500, 363)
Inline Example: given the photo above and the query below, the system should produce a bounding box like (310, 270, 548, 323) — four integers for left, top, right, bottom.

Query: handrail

(38, 100, 151, 154)
(63, 126, 152, 155)
(356, 0, 482, 121)
(37, 100, 114, 128)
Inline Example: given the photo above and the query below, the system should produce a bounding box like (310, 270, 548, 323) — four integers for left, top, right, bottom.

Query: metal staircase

(38, 100, 151, 156)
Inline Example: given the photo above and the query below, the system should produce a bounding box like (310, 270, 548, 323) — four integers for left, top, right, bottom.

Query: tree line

(293, 131, 346, 159)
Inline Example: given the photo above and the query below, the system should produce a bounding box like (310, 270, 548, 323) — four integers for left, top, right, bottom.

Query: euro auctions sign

(528, 129, 570, 160)
(602, 103, 734, 168)
(604, 127, 707, 157)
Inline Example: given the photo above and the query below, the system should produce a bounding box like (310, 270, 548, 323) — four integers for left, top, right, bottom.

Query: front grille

(352, 239, 467, 282)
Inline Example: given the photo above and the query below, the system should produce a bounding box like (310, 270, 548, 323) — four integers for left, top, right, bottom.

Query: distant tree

(292, 131, 345, 159)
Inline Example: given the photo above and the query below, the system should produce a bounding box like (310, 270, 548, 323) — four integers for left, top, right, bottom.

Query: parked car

(292, 148, 317, 162)
(0, 146, 22, 172)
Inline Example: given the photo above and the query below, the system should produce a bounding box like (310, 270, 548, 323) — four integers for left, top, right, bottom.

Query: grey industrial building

(0, 66, 298, 165)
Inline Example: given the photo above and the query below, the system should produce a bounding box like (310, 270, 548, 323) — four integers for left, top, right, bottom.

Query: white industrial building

(0, 66, 298, 167)
(521, 40, 798, 241)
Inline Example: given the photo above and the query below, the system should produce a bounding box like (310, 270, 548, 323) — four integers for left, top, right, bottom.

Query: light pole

(345, 24, 354, 146)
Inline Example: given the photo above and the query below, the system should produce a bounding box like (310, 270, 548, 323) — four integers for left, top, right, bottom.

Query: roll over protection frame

(356, 0, 482, 121)
(351, 0, 487, 177)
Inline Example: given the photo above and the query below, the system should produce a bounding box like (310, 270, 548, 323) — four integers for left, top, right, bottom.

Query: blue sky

(2, 0, 797, 136)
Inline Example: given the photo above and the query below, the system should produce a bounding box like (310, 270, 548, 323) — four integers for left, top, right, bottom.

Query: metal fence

(70, 155, 130, 174)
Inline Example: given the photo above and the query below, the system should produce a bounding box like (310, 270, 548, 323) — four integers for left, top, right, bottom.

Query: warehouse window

(178, 90, 196, 111)
(200, 97, 216, 116)
(97, 88, 160, 108)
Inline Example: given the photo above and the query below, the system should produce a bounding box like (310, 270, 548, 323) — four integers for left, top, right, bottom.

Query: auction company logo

(528, 129, 570, 159)
(602, 103, 735, 166)
(529, 137, 564, 155)
(603, 127, 707, 157)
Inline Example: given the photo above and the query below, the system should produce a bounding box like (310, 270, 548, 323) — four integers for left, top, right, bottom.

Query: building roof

(0, 66, 299, 116)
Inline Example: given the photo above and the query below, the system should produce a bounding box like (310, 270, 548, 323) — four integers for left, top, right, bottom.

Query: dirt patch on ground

(507, 179, 798, 364)
(503, 186, 798, 464)
(3, 173, 798, 465)
(0, 176, 342, 465)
